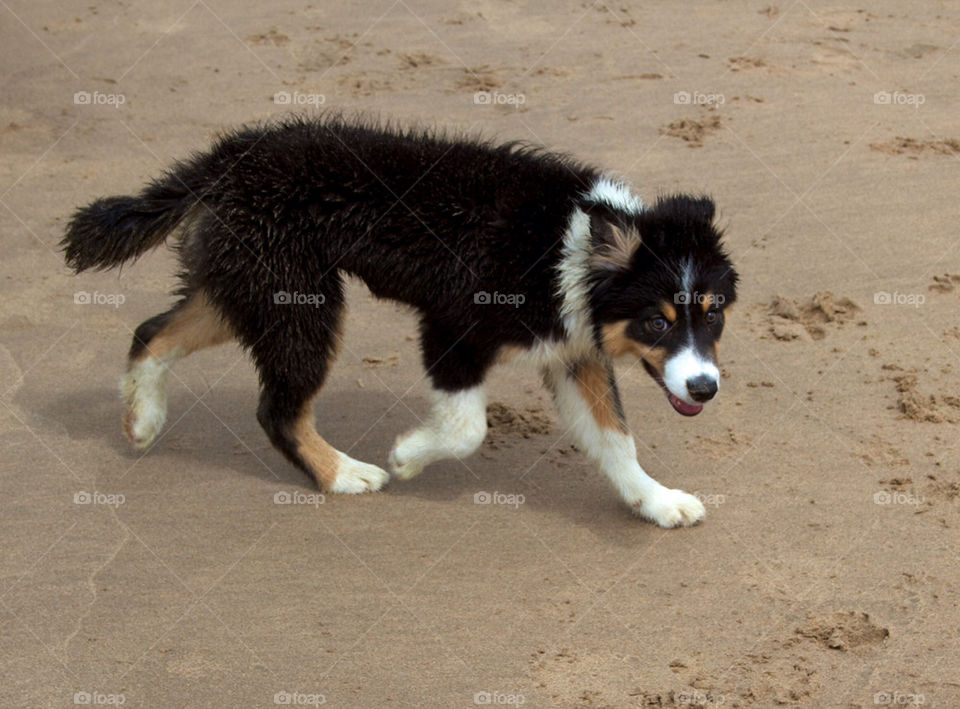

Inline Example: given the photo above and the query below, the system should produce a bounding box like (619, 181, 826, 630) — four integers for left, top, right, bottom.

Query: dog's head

(585, 194, 738, 416)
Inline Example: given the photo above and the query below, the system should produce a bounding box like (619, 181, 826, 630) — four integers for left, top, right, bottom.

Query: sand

(2, 1, 959, 706)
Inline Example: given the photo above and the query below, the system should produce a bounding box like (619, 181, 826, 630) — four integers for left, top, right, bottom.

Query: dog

(62, 115, 738, 527)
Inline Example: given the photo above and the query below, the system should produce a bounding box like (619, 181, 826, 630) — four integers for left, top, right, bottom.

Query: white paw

(123, 405, 166, 450)
(120, 361, 169, 450)
(388, 429, 437, 480)
(121, 389, 167, 450)
(633, 488, 706, 528)
(329, 454, 389, 494)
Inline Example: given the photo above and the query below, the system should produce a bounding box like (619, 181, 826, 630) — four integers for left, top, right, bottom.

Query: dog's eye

(648, 317, 669, 333)
(705, 310, 719, 325)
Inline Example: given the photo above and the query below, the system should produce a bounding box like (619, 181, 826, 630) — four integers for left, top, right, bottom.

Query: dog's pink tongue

(669, 393, 703, 416)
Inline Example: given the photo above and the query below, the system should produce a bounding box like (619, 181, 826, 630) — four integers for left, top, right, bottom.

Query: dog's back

(65, 117, 596, 320)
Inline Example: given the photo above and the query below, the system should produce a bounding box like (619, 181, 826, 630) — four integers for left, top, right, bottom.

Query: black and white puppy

(63, 115, 738, 527)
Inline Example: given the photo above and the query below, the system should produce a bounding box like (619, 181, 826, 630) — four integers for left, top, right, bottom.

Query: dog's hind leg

(122, 290, 234, 449)
(257, 381, 389, 493)
(249, 281, 387, 493)
(389, 321, 492, 480)
(545, 358, 706, 527)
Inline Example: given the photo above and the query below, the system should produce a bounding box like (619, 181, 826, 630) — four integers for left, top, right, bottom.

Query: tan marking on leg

(287, 318, 389, 494)
(661, 301, 677, 323)
(122, 292, 234, 449)
(292, 404, 341, 490)
(574, 360, 626, 432)
(283, 331, 387, 494)
(134, 291, 234, 362)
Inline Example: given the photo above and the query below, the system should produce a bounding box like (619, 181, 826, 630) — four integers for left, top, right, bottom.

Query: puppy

(63, 115, 738, 527)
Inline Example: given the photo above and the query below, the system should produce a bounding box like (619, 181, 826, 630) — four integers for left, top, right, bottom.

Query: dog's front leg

(545, 359, 705, 527)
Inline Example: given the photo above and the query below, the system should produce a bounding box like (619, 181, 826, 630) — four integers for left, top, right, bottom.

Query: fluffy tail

(62, 166, 203, 273)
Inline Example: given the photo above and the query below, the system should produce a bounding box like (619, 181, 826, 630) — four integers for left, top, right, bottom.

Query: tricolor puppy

(63, 116, 738, 527)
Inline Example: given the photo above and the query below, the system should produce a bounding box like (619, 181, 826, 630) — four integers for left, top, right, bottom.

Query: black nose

(686, 375, 718, 402)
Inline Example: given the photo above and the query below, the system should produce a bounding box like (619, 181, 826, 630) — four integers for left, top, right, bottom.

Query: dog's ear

(653, 195, 716, 225)
(588, 214, 642, 273)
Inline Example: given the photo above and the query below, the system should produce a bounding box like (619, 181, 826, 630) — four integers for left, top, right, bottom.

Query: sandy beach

(2, 1, 959, 706)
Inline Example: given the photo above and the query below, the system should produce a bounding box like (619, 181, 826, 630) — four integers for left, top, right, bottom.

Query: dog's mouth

(642, 360, 704, 417)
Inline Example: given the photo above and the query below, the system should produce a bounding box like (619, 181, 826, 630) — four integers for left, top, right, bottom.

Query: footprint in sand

(870, 137, 960, 158)
(796, 611, 889, 652)
(660, 111, 724, 148)
(763, 292, 862, 342)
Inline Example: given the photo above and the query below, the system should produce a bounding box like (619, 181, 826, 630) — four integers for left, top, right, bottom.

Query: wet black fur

(62, 114, 737, 481)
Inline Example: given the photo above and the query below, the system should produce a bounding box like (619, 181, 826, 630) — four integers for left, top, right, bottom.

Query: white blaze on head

(680, 259, 694, 295)
(662, 346, 720, 405)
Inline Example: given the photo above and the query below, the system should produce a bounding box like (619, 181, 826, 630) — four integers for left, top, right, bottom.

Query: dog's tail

(62, 164, 205, 273)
